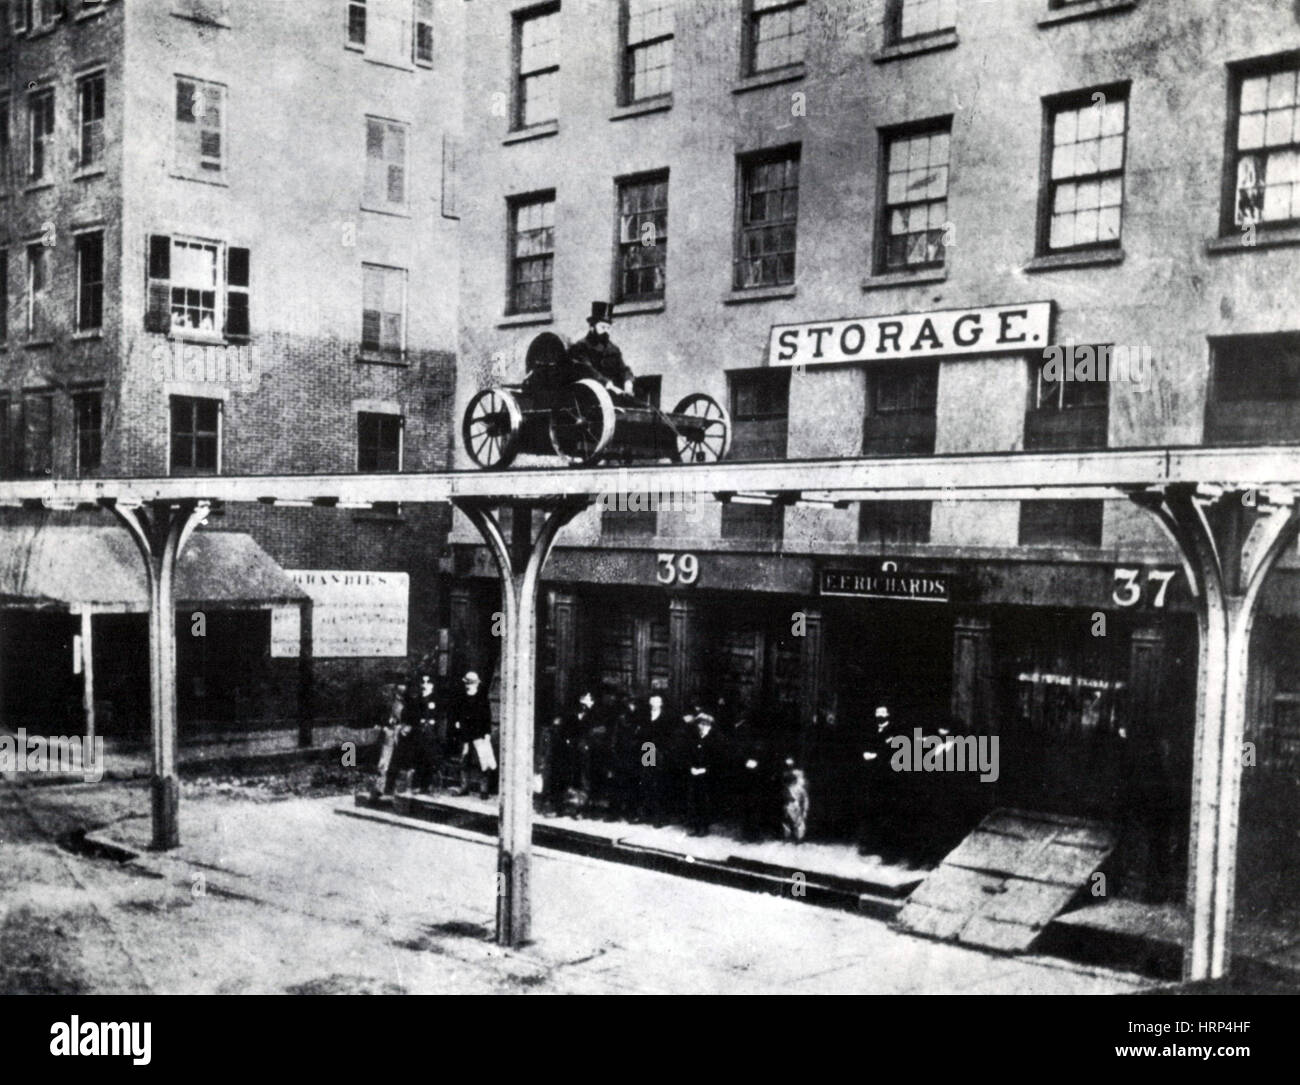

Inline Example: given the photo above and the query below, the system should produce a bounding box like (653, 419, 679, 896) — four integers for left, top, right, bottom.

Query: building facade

(452, 0, 1300, 904)
(1, 0, 464, 731)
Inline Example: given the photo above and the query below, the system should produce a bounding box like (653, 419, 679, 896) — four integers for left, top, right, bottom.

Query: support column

(1131, 483, 1300, 981)
(449, 584, 475, 679)
(454, 497, 590, 947)
(798, 606, 823, 729)
(106, 498, 210, 850)
(951, 616, 993, 734)
(297, 599, 314, 749)
(80, 608, 95, 746)
(669, 595, 700, 713)
(551, 590, 579, 718)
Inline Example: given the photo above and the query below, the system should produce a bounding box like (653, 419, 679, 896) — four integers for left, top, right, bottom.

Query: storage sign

(769, 302, 1053, 368)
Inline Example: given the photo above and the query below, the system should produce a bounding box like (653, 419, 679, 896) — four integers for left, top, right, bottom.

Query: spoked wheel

(462, 387, 523, 469)
(671, 394, 731, 463)
(549, 379, 616, 466)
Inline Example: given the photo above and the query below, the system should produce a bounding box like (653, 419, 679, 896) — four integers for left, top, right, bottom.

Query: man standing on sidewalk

(450, 671, 495, 798)
(685, 712, 723, 837)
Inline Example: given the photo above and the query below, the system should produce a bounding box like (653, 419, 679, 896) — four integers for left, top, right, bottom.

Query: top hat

(586, 300, 614, 325)
(463, 671, 480, 685)
(874, 705, 890, 719)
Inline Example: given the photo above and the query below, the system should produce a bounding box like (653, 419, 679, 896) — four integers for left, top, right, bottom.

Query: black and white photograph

(0, 0, 1297, 1046)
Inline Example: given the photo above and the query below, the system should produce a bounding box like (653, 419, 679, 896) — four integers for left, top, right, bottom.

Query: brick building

(450, 0, 1300, 906)
(0, 0, 464, 732)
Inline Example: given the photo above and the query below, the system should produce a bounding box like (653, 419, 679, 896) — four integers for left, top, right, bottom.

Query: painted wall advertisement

(271, 570, 409, 658)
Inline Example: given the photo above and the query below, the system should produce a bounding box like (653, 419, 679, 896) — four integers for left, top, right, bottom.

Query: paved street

(0, 775, 1152, 995)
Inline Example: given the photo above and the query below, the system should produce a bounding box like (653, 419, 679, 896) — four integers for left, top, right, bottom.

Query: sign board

(768, 301, 1053, 368)
(271, 570, 409, 658)
(820, 566, 950, 603)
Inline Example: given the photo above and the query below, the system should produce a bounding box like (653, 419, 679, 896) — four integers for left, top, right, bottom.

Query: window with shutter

(22, 393, 53, 477)
(361, 263, 406, 357)
(175, 76, 225, 179)
(76, 231, 104, 331)
(77, 72, 105, 169)
(28, 88, 54, 182)
(12, 0, 29, 34)
(26, 244, 49, 339)
(347, 0, 366, 46)
(146, 234, 172, 332)
(225, 247, 249, 339)
(414, 0, 433, 64)
(364, 117, 408, 211)
(0, 249, 7, 344)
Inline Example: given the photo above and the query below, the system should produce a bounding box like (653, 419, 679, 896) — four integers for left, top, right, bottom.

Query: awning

(0, 526, 310, 612)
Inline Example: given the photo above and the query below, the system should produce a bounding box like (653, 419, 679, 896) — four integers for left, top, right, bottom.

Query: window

(22, 393, 53, 478)
(26, 243, 48, 338)
(730, 368, 790, 459)
(623, 0, 673, 103)
(0, 96, 10, 187)
(28, 88, 54, 182)
(364, 117, 408, 211)
(888, 0, 955, 42)
(616, 172, 668, 302)
(514, 5, 559, 129)
(602, 377, 660, 537)
(880, 121, 951, 272)
(735, 147, 799, 289)
(441, 134, 459, 218)
(863, 364, 938, 454)
(745, 0, 806, 75)
(77, 72, 104, 169)
(1206, 333, 1300, 444)
(1025, 350, 1109, 450)
(859, 501, 932, 545)
(175, 77, 225, 179)
(1043, 89, 1127, 251)
(509, 193, 555, 313)
(357, 411, 403, 471)
(170, 395, 220, 475)
(0, 249, 6, 343)
(1230, 57, 1300, 231)
(73, 389, 102, 473)
(725, 369, 788, 536)
(0, 397, 11, 478)
(361, 263, 406, 357)
(414, 0, 433, 65)
(347, 0, 366, 46)
(34, 0, 67, 29)
(1018, 500, 1103, 548)
(76, 231, 104, 331)
(146, 234, 250, 340)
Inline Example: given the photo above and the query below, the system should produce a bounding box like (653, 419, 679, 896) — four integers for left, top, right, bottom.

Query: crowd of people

(369, 670, 986, 854)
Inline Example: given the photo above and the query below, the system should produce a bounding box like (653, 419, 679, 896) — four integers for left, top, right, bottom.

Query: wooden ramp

(895, 809, 1117, 952)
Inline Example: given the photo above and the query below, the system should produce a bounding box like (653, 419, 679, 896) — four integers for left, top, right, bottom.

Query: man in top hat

(854, 704, 899, 858)
(567, 301, 634, 396)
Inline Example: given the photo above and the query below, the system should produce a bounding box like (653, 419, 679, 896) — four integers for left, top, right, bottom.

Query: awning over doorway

(0, 526, 309, 612)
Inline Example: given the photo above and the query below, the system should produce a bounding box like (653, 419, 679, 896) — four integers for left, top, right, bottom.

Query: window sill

(364, 56, 415, 73)
(168, 331, 226, 345)
(73, 165, 106, 181)
(733, 64, 805, 95)
(861, 266, 948, 291)
(72, 330, 103, 341)
(360, 204, 412, 219)
(1038, 0, 1138, 27)
(498, 311, 554, 328)
(169, 171, 229, 187)
(171, 12, 231, 28)
(24, 339, 55, 349)
(357, 352, 409, 367)
(24, 181, 56, 194)
(722, 284, 797, 305)
(873, 29, 959, 63)
(76, 6, 107, 21)
(1206, 225, 1300, 254)
(613, 298, 665, 317)
(610, 95, 672, 122)
(353, 508, 405, 523)
(503, 120, 559, 145)
(1024, 247, 1124, 272)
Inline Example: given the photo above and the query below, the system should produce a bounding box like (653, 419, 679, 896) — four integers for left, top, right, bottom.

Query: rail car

(462, 332, 732, 469)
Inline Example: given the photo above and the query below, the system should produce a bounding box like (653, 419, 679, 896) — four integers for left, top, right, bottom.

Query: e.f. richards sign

(768, 302, 1053, 368)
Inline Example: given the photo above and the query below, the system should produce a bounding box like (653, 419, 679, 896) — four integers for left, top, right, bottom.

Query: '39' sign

(655, 552, 699, 586)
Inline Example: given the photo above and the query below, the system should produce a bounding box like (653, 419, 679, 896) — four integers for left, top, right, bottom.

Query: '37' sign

(1112, 567, 1178, 609)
